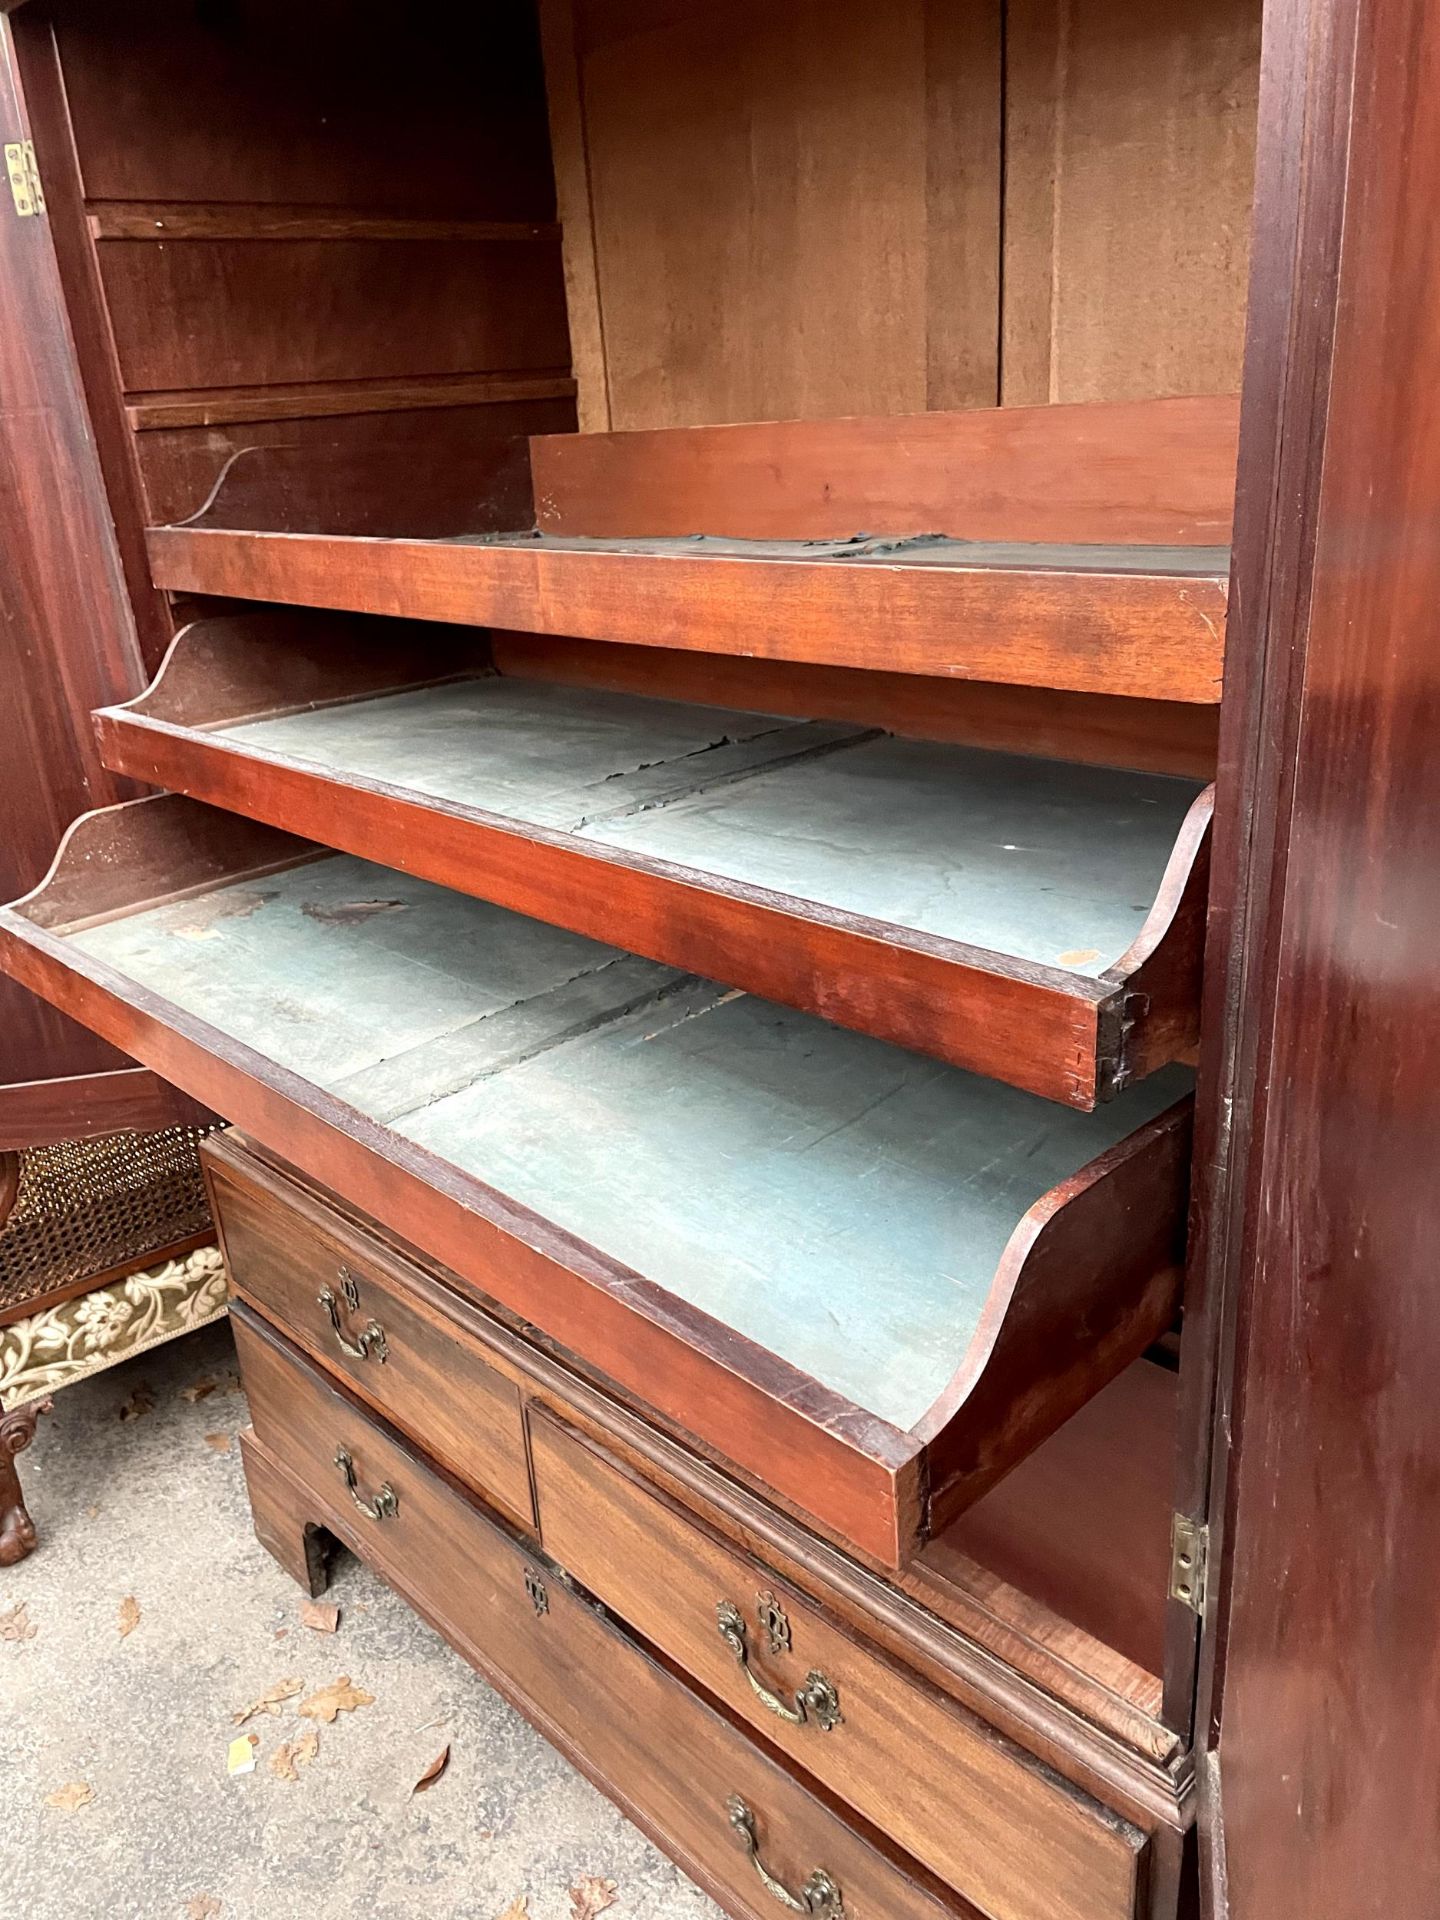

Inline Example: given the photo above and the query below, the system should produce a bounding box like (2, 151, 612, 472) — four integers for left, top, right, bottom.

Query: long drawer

(206, 1132, 534, 1530)
(232, 1305, 978, 1920)
(532, 1413, 1147, 1920)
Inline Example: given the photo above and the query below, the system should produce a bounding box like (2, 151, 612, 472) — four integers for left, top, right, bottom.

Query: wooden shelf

(143, 394, 1237, 701)
(96, 610, 1214, 1107)
(145, 522, 1228, 703)
(0, 794, 1193, 1566)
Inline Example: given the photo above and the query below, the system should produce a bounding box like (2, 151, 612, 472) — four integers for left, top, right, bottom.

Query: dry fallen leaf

(182, 1378, 219, 1404)
(268, 1729, 320, 1783)
(233, 1676, 304, 1725)
(569, 1877, 619, 1919)
(204, 1431, 233, 1453)
(0, 1601, 37, 1642)
(299, 1676, 374, 1725)
(299, 1599, 340, 1634)
(84, 1504, 100, 1520)
(186, 1897, 223, 1919)
(412, 1743, 451, 1794)
(495, 1902, 529, 1920)
(117, 1595, 141, 1640)
(118, 1385, 155, 1422)
(44, 1781, 94, 1813)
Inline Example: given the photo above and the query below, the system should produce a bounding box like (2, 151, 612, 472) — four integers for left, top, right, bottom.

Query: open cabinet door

(1191, 0, 1440, 1912)
(0, 12, 196, 1147)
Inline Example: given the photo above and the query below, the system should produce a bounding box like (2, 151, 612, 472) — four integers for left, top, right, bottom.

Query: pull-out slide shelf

(0, 794, 1191, 1565)
(96, 611, 1213, 1107)
(144, 528, 1228, 705)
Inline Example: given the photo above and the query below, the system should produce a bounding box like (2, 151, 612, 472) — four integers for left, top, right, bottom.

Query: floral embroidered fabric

(0, 1245, 227, 1411)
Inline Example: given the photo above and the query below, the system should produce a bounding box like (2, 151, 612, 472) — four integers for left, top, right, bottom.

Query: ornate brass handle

(725, 1797, 845, 1915)
(716, 1601, 843, 1732)
(333, 1445, 398, 1522)
(318, 1266, 388, 1363)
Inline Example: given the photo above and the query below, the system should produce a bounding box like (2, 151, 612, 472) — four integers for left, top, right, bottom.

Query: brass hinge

(5, 141, 45, 218)
(1170, 1513, 1209, 1616)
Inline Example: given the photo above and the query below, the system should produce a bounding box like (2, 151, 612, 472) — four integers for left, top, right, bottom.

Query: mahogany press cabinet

(2, 1, 1434, 1917)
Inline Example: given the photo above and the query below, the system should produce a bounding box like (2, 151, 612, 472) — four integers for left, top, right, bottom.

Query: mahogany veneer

(144, 522, 1229, 703)
(529, 394, 1240, 546)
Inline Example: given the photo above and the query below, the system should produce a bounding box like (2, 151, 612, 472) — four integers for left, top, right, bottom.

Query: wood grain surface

(207, 1140, 535, 1531)
(143, 526, 1229, 704)
(1196, 0, 1440, 1911)
(531, 396, 1240, 545)
(235, 1322, 995, 1920)
(533, 1410, 1149, 1920)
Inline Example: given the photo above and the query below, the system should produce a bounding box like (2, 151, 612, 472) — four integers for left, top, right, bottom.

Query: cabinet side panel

(1205, 0, 1440, 1912)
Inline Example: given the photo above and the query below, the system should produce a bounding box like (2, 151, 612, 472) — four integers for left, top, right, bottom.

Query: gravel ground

(0, 1315, 724, 1920)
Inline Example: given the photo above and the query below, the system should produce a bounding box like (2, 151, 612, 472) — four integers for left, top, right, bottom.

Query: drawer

(206, 1133, 533, 1529)
(531, 1413, 1146, 1920)
(5, 792, 1191, 1568)
(232, 1306, 977, 1920)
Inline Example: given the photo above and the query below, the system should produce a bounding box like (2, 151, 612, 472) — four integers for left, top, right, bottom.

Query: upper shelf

(96, 609, 1212, 1107)
(143, 395, 1238, 703)
(0, 793, 1193, 1566)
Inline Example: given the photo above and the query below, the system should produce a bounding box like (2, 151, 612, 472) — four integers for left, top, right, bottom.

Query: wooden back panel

(1002, 0, 1261, 406)
(550, 0, 1004, 431)
(531, 395, 1240, 544)
(544, 0, 1260, 432)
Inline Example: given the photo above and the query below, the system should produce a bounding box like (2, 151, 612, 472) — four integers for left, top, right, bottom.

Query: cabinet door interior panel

(0, 793, 1191, 1564)
(95, 611, 1214, 1105)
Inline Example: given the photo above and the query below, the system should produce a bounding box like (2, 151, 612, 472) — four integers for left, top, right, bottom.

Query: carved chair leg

(238, 1428, 332, 1597)
(0, 1397, 51, 1567)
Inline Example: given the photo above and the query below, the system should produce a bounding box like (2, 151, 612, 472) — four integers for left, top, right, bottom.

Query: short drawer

(233, 1308, 977, 1920)
(205, 1133, 533, 1529)
(531, 1413, 1146, 1920)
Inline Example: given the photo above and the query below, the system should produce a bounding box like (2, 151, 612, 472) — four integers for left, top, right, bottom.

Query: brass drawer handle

(717, 1600, 843, 1732)
(333, 1445, 398, 1522)
(318, 1266, 389, 1363)
(725, 1796, 845, 1915)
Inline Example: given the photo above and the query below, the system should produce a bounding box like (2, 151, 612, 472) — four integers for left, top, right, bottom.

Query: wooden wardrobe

(0, 1, 1434, 1915)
